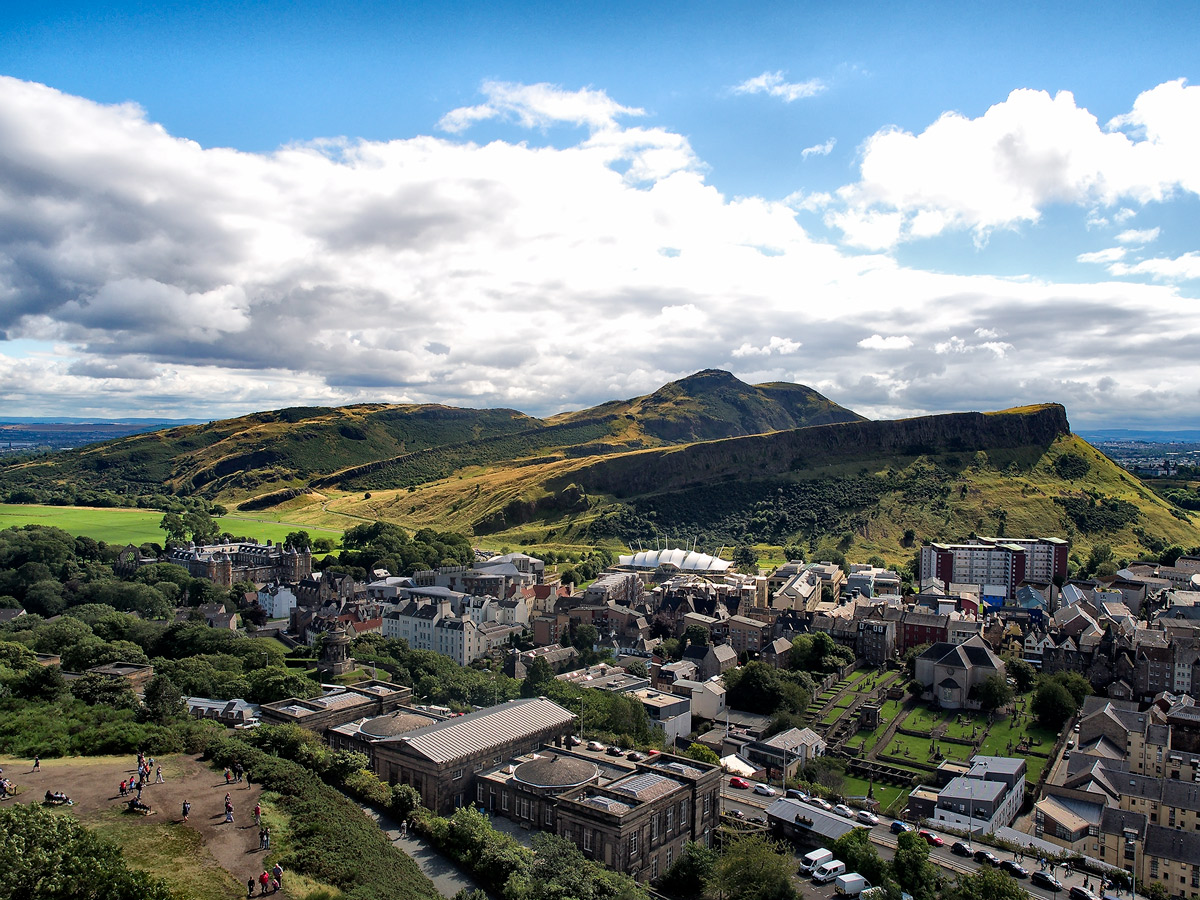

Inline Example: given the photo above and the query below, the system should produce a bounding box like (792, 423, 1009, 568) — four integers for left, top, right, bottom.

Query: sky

(0, 1, 1197, 429)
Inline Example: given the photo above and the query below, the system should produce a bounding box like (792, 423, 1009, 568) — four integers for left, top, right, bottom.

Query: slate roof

(380, 697, 574, 764)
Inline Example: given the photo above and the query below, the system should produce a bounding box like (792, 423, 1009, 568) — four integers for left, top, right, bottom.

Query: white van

(813, 860, 847, 884)
(799, 848, 834, 875)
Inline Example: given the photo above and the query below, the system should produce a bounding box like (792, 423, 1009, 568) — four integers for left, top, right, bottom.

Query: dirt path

(1, 753, 283, 897)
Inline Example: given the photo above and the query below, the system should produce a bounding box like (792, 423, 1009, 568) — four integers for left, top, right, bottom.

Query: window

(545, 806, 552, 825)
(666, 809, 673, 832)
(584, 830, 593, 851)
(1151, 861, 1159, 878)
(652, 816, 659, 840)
(703, 794, 711, 816)
(680, 799, 687, 825)
(453, 769, 464, 780)
(502, 792, 510, 811)
(666, 847, 673, 869)
(630, 832, 639, 855)
(476, 785, 484, 803)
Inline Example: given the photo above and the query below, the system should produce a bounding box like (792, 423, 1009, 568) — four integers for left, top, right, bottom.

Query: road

(719, 782, 1113, 900)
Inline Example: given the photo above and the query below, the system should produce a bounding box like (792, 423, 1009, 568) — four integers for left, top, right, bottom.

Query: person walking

(271, 863, 282, 892)
(262, 826, 270, 850)
(182, 800, 190, 822)
(258, 827, 266, 850)
(119, 779, 127, 797)
(246, 878, 255, 899)
(224, 768, 231, 784)
(32, 755, 40, 772)
(225, 801, 234, 824)
(259, 870, 270, 895)
(156, 765, 164, 784)
(253, 802, 262, 826)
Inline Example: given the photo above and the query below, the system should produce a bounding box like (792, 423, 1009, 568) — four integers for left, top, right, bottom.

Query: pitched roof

(380, 697, 574, 764)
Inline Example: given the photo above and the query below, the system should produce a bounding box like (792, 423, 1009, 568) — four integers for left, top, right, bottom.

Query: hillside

(0, 370, 860, 501)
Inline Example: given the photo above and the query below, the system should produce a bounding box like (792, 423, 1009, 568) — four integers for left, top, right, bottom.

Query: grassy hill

(2, 374, 1198, 569)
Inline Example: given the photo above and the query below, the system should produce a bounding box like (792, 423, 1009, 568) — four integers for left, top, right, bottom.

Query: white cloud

(732, 71, 826, 103)
(438, 80, 644, 133)
(1108, 252, 1200, 281)
(857, 334, 913, 350)
(801, 138, 836, 159)
(829, 79, 1200, 248)
(732, 336, 802, 357)
(0, 75, 1198, 427)
(1115, 227, 1160, 244)
(1077, 247, 1127, 264)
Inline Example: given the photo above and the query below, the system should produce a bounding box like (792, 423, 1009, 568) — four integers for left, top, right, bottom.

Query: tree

(973, 674, 1014, 712)
(710, 835, 798, 900)
(245, 666, 322, 704)
(890, 830, 940, 900)
(391, 784, 421, 820)
(1083, 543, 1113, 578)
(572, 623, 598, 652)
(684, 623, 710, 649)
(625, 660, 648, 678)
(68, 671, 139, 709)
(684, 742, 720, 765)
(285, 530, 313, 551)
(159, 513, 187, 545)
(520, 656, 556, 698)
(733, 546, 760, 573)
(0, 802, 174, 899)
(141, 674, 186, 724)
(657, 840, 717, 897)
(942, 866, 1029, 900)
(830, 828, 888, 886)
(1032, 679, 1076, 729)
(11, 663, 67, 701)
(803, 756, 846, 793)
(559, 566, 579, 586)
(1005, 657, 1036, 693)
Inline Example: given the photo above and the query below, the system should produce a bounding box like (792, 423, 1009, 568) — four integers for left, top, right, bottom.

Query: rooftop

(381, 697, 574, 764)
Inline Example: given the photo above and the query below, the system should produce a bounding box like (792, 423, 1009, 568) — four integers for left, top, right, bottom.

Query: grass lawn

(841, 775, 909, 817)
(901, 706, 946, 732)
(820, 707, 848, 727)
(0, 503, 343, 546)
(79, 807, 240, 900)
(844, 669, 870, 688)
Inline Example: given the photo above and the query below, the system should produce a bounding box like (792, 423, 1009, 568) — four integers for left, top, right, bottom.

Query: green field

(0, 504, 343, 547)
(841, 775, 908, 817)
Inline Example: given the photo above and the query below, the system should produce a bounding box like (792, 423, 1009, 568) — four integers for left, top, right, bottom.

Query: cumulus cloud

(1115, 227, 1160, 244)
(0, 75, 1198, 427)
(857, 334, 913, 350)
(1108, 252, 1200, 281)
(829, 79, 1200, 248)
(1077, 247, 1127, 264)
(732, 72, 826, 103)
(732, 336, 802, 357)
(801, 138, 836, 159)
(438, 80, 644, 133)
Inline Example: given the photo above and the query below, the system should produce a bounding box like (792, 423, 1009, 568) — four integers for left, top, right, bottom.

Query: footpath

(360, 805, 492, 900)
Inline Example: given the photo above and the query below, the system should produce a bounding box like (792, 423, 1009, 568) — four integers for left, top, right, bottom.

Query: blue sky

(0, 1, 1197, 426)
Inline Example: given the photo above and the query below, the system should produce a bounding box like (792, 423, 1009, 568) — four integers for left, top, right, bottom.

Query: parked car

(725, 809, 745, 819)
(808, 796, 834, 811)
(754, 783, 777, 797)
(835, 873, 871, 897)
(918, 830, 943, 847)
(606, 745, 624, 756)
(973, 850, 1000, 867)
(626, 751, 647, 762)
(999, 861, 1028, 879)
(586, 741, 606, 752)
(647, 749, 661, 756)
(786, 789, 808, 801)
(800, 849, 834, 875)
(567, 735, 582, 746)
(950, 841, 971, 857)
(834, 803, 855, 819)
(812, 860, 848, 884)
(1069, 887, 1097, 900)
(1031, 872, 1062, 892)
(890, 820, 914, 834)
(856, 810, 879, 825)
(749, 815, 766, 824)
(729, 777, 751, 789)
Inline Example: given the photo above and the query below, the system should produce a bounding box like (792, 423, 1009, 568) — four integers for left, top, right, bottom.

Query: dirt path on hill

(1, 753, 283, 896)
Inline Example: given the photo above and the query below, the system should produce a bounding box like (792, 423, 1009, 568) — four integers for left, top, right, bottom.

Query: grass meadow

(0, 504, 343, 547)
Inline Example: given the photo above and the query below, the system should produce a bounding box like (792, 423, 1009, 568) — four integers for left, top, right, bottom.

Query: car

(749, 815, 766, 824)
(950, 841, 972, 857)
(918, 830, 943, 847)
(586, 741, 606, 752)
(999, 861, 1028, 879)
(834, 804, 855, 819)
(786, 789, 808, 801)
(1031, 872, 1062, 892)
(890, 820, 915, 834)
(724, 809, 745, 819)
(647, 749, 661, 756)
(1069, 887, 1097, 900)
(606, 745, 624, 756)
(567, 735, 582, 746)
(729, 777, 751, 790)
(808, 796, 834, 811)
(973, 850, 1000, 867)
(753, 783, 777, 797)
(856, 810, 879, 825)
(1073, 723, 1081, 733)
(626, 751, 647, 762)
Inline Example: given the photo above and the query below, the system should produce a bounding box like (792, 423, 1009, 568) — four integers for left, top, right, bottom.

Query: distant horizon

(0, 3, 1196, 425)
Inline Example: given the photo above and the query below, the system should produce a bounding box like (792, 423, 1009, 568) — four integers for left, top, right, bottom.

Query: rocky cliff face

(554, 404, 1071, 498)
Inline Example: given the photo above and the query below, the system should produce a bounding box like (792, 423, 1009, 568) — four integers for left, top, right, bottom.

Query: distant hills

(2, 371, 1197, 565)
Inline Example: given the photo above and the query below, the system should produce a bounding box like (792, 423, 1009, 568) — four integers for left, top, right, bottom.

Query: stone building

(258, 681, 412, 732)
(371, 697, 576, 814)
(166, 541, 312, 588)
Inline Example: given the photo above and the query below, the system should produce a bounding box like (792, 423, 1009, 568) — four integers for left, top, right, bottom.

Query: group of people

(119, 753, 163, 802)
(224, 762, 245, 784)
(44, 790, 73, 806)
(0, 767, 13, 799)
(246, 863, 283, 897)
